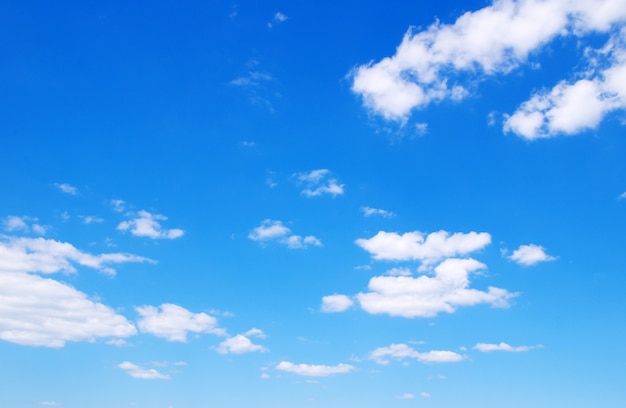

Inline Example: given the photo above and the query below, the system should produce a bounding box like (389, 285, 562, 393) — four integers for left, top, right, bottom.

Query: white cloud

(135, 304, 224, 342)
(249, 219, 322, 249)
(361, 207, 396, 218)
(355, 230, 491, 268)
(260, 373, 270, 379)
(118, 361, 169, 380)
(268, 11, 288, 28)
(396, 393, 415, 399)
(321, 294, 354, 312)
(473, 342, 542, 352)
(244, 328, 267, 338)
(351, 0, 626, 122)
(0, 270, 137, 347)
(3, 216, 46, 235)
(275, 361, 355, 377)
(355, 258, 515, 318)
(117, 210, 184, 240)
(54, 183, 78, 195)
(0, 236, 153, 276)
(508, 244, 556, 266)
(110, 199, 125, 212)
(420, 392, 432, 398)
(248, 219, 290, 241)
(369, 343, 465, 365)
(505, 29, 626, 139)
(216, 334, 268, 354)
(39, 402, 62, 406)
(294, 169, 345, 197)
(79, 215, 104, 224)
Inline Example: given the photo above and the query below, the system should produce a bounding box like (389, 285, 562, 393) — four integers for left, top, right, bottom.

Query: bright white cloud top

(216, 334, 268, 354)
(248, 219, 322, 249)
(473, 342, 542, 352)
(117, 210, 184, 239)
(118, 361, 170, 380)
(351, 0, 626, 138)
(135, 304, 225, 342)
(508, 244, 556, 266)
(294, 169, 345, 197)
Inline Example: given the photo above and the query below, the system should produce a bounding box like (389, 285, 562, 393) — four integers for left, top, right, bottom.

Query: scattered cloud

(79, 215, 104, 224)
(420, 392, 432, 398)
(135, 304, 225, 342)
(268, 11, 288, 28)
(248, 219, 322, 249)
(39, 402, 62, 407)
(110, 200, 125, 212)
(260, 373, 270, 379)
(396, 393, 415, 399)
(118, 361, 169, 380)
(54, 183, 78, 195)
(508, 244, 556, 266)
(415, 122, 428, 135)
(117, 210, 184, 240)
(3, 216, 46, 235)
(619, 192, 626, 199)
(321, 294, 354, 312)
(473, 342, 542, 352)
(350, 0, 626, 133)
(244, 328, 267, 338)
(361, 207, 396, 218)
(216, 334, 268, 354)
(352, 258, 515, 318)
(355, 230, 491, 268)
(275, 361, 355, 377)
(369, 343, 465, 365)
(294, 169, 345, 197)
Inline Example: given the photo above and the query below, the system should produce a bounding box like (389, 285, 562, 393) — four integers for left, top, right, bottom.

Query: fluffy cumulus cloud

(508, 244, 556, 266)
(275, 361, 355, 377)
(248, 219, 322, 249)
(473, 342, 542, 352)
(0, 236, 153, 276)
(0, 271, 137, 347)
(0, 236, 151, 347)
(355, 230, 491, 268)
(505, 28, 626, 139)
(135, 303, 225, 342)
(369, 343, 465, 365)
(118, 361, 169, 380)
(117, 210, 184, 240)
(294, 169, 344, 197)
(355, 258, 515, 317)
(351, 0, 626, 136)
(321, 294, 354, 312)
(216, 334, 268, 354)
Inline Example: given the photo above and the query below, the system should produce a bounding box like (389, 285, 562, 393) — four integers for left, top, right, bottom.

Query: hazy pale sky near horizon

(1, 0, 626, 407)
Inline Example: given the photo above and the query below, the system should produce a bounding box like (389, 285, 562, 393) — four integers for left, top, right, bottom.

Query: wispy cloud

(54, 183, 78, 195)
(118, 361, 169, 380)
(294, 169, 344, 197)
(473, 342, 543, 352)
(361, 206, 395, 218)
(268, 11, 288, 28)
(369, 343, 465, 365)
(248, 219, 322, 249)
(275, 361, 354, 377)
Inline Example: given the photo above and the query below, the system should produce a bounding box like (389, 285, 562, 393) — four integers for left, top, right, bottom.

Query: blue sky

(1, 0, 626, 406)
